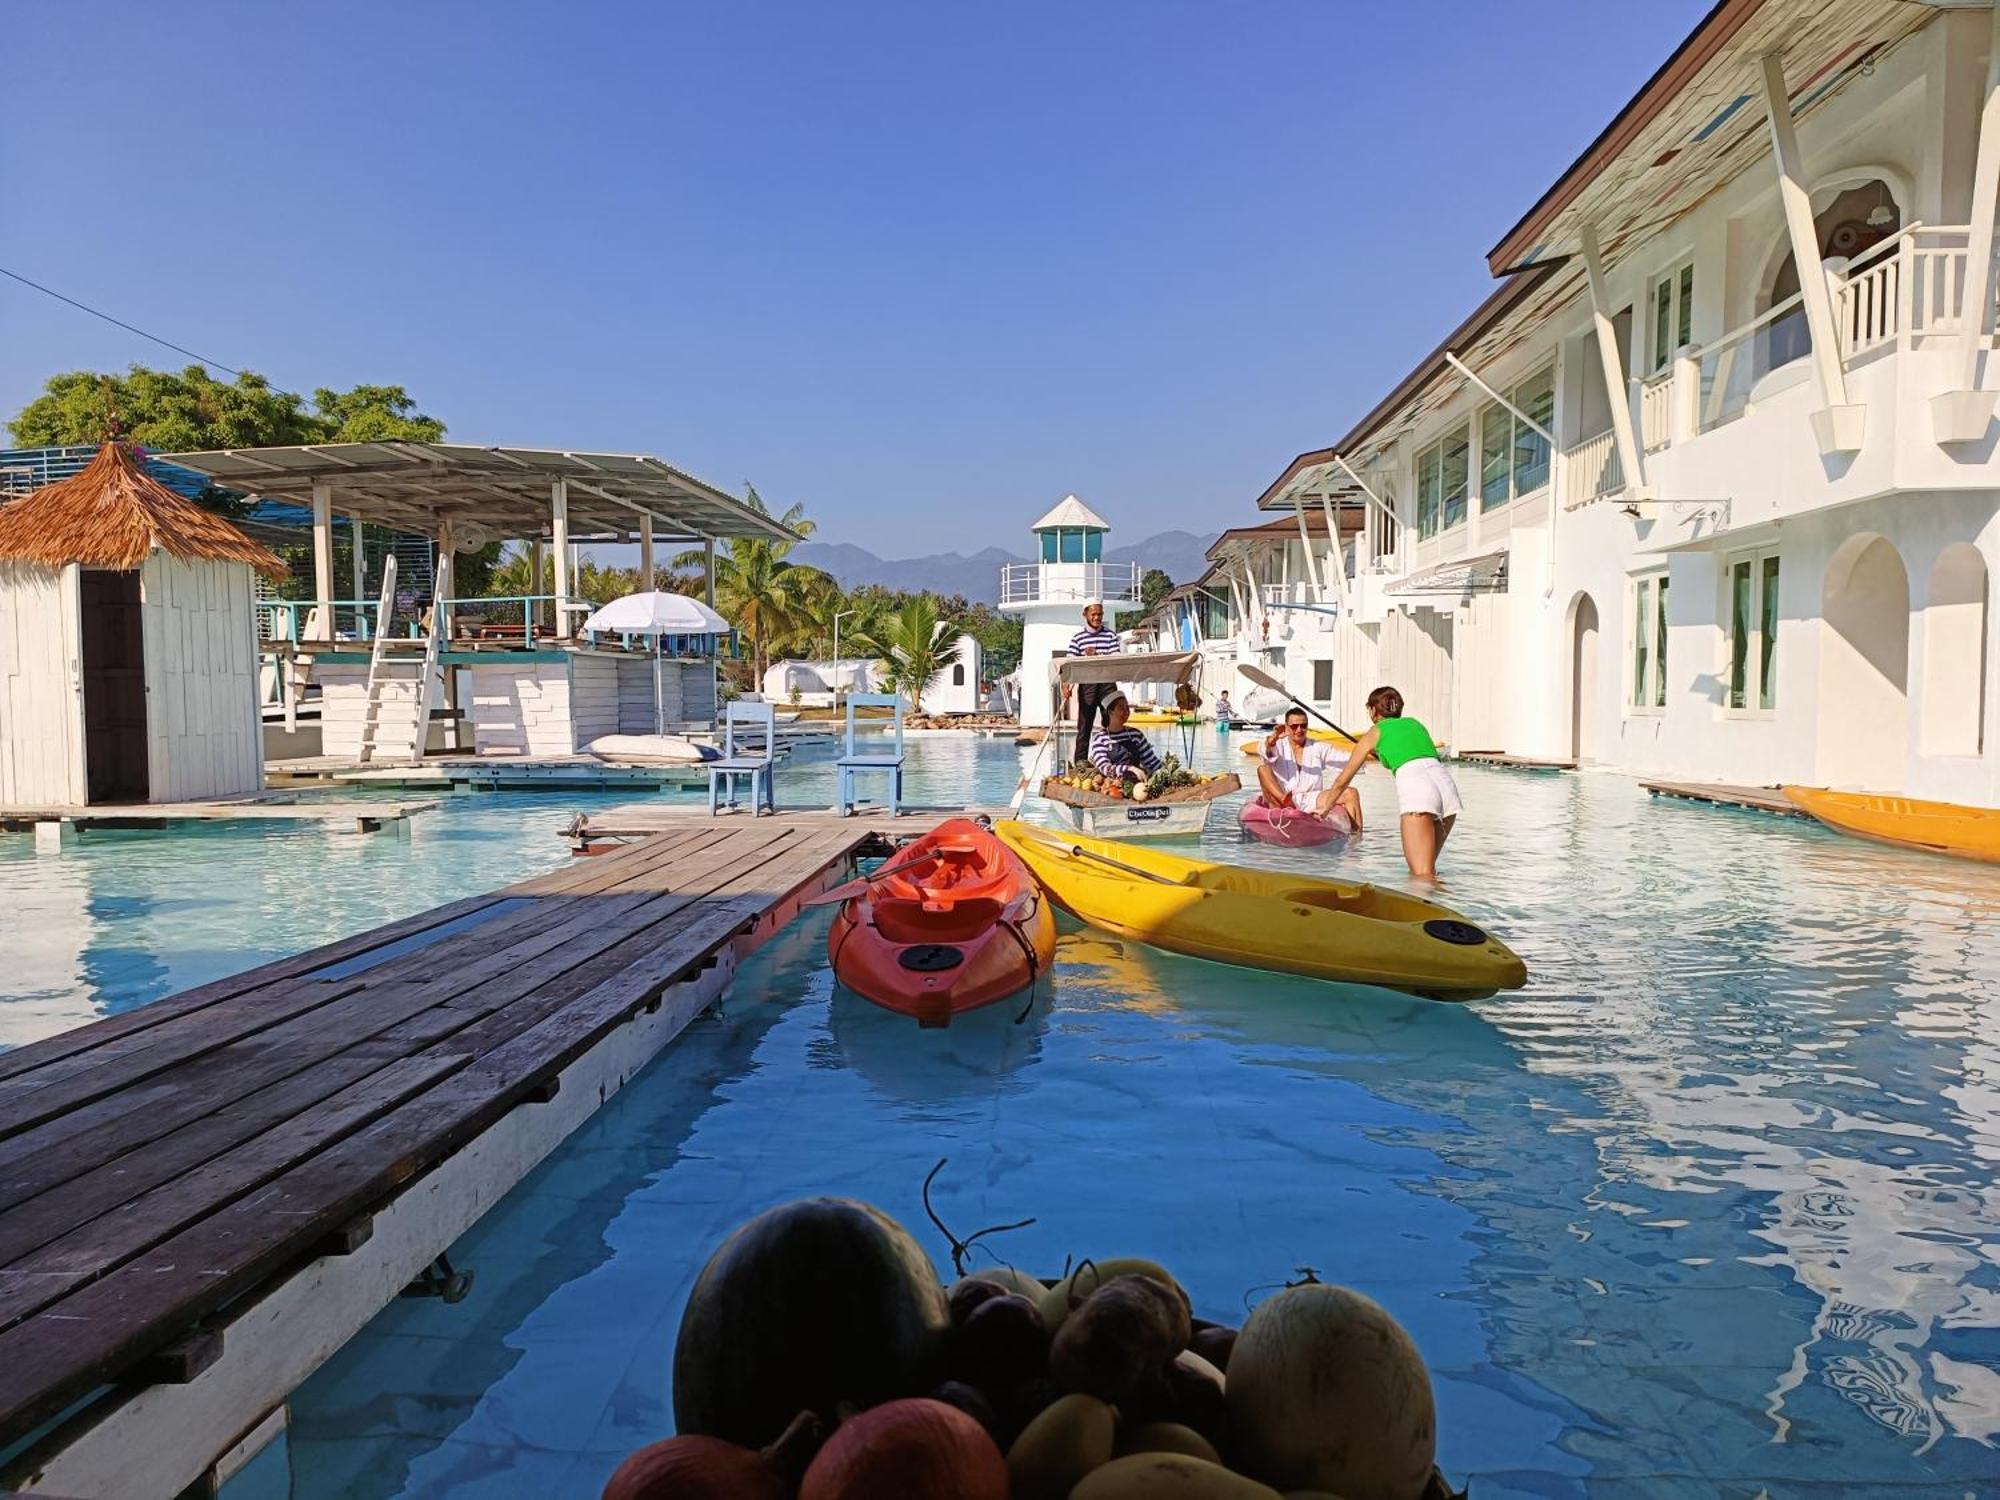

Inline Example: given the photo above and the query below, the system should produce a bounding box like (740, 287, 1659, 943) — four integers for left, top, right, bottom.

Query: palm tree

(670, 486, 824, 681)
(864, 595, 960, 714)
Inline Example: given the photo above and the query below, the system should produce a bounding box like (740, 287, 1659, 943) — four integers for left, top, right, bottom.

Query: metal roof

(1387, 550, 1510, 599)
(160, 442, 796, 543)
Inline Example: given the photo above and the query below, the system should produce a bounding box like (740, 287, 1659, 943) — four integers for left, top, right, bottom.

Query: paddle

(1236, 664, 1357, 741)
(802, 846, 941, 908)
(1005, 825, 1191, 887)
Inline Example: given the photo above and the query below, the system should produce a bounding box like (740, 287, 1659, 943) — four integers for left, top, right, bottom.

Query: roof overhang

(1386, 549, 1510, 599)
(1050, 649, 1200, 688)
(1486, 0, 1934, 277)
(161, 442, 796, 543)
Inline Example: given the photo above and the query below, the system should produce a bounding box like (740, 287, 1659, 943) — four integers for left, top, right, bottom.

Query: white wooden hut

(0, 443, 286, 806)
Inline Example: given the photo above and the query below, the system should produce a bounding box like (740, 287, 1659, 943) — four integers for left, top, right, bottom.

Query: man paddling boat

(1063, 599, 1122, 763)
(1256, 707, 1363, 832)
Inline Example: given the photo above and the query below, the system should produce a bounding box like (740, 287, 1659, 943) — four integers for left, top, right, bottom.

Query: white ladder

(356, 554, 442, 766)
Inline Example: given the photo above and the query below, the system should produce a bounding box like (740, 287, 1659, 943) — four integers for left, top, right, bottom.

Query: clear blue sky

(3, 1, 1707, 554)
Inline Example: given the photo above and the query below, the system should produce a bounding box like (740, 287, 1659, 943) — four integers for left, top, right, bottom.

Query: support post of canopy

(349, 516, 366, 637)
(703, 536, 716, 607)
(551, 478, 572, 640)
(1577, 223, 1653, 497)
(530, 540, 545, 634)
(1759, 51, 1864, 454)
(638, 514, 655, 588)
(434, 520, 456, 641)
(704, 535, 719, 729)
(1937, 3, 2000, 442)
(1291, 491, 1324, 600)
(1317, 490, 1351, 608)
(310, 480, 334, 644)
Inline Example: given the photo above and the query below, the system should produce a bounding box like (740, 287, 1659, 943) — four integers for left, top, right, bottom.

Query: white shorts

(1394, 758, 1462, 820)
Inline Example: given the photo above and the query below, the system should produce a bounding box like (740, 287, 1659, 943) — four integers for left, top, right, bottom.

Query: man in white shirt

(1256, 707, 1364, 831)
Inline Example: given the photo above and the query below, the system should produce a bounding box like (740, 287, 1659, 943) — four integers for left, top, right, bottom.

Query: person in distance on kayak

(1313, 686, 1460, 882)
(1255, 707, 1363, 832)
(1089, 692, 1162, 783)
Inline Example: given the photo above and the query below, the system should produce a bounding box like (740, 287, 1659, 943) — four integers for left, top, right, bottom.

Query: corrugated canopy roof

(0, 443, 286, 577)
(161, 442, 797, 543)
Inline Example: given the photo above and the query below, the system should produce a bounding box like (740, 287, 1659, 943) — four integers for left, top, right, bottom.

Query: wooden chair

(836, 693, 905, 816)
(708, 700, 777, 816)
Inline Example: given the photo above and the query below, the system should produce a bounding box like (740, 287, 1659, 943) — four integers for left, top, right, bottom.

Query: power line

(0, 264, 244, 377)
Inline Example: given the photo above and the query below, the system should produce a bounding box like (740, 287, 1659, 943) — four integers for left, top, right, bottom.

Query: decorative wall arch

(1566, 591, 1601, 764)
(1920, 542, 1989, 757)
(1818, 533, 1911, 791)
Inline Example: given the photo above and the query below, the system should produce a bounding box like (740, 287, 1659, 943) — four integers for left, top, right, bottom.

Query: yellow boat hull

(993, 820, 1527, 1000)
(1783, 786, 2000, 864)
(1237, 729, 1356, 756)
(1127, 710, 1195, 726)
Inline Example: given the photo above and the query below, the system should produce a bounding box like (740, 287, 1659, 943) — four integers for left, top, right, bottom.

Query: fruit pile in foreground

(606, 1197, 1459, 1499)
(1045, 756, 1231, 805)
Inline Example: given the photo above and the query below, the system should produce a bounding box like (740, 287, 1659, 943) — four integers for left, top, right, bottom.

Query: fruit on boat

(1004, 1391, 1116, 1500)
(1071, 1452, 1284, 1498)
(599, 1434, 785, 1500)
(1116, 1421, 1223, 1464)
(672, 1198, 949, 1447)
(799, 1398, 1008, 1500)
(950, 1292, 1048, 1388)
(1038, 1257, 1187, 1334)
(1227, 1282, 1436, 1500)
(1049, 1275, 1193, 1401)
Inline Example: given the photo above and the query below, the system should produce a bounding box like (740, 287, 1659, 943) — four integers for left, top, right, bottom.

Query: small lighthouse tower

(999, 494, 1142, 727)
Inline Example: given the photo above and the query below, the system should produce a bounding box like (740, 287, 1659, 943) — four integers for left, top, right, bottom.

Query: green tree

(670, 485, 823, 681)
(862, 595, 960, 714)
(1140, 568, 1174, 613)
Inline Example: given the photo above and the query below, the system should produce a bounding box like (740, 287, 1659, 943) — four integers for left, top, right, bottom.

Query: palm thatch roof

(0, 442, 286, 578)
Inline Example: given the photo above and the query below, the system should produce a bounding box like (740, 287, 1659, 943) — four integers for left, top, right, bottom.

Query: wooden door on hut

(79, 569, 149, 802)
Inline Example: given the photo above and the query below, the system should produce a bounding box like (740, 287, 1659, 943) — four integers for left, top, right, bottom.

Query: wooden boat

(1783, 786, 2000, 864)
(1039, 773, 1240, 841)
(994, 820, 1526, 1000)
(1126, 708, 1196, 727)
(826, 818, 1056, 1025)
(1239, 798, 1353, 848)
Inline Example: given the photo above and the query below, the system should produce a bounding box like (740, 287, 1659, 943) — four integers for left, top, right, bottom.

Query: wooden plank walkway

(0, 820, 874, 1477)
(1456, 751, 1577, 772)
(565, 802, 1011, 849)
(1641, 779, 1804, 816)
(1, 799, 436, 833)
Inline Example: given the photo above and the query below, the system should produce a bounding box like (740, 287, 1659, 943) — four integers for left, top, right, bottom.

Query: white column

(310, 480, 334, 642)
(1292, 494, 1323, 600)
(638, 514, 655, 588)
(1760, 51, 1863, 454)
(550, 479, 572, 639)
(1938, 2, 2000, 441)
(434, 520, 455, 639)
(1577, 223, 1650, 498)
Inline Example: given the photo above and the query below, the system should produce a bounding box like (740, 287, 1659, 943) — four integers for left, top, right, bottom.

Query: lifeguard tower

(998, 495, 1142, 727)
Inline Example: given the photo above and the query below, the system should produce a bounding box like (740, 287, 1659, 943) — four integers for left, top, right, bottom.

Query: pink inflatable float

(1237, 799, 1355, 848)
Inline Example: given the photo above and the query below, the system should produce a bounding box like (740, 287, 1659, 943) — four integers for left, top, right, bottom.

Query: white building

(0, 443, 283, 806)
(1219, 0, 2000, 802)
(762, 633, 984, 714)
(998, 495, 1145, 727)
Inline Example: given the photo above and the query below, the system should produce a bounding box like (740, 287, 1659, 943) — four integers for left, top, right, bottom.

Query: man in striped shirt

(1090, 692, 1161, 780)
(1064, 600, 1122, 763)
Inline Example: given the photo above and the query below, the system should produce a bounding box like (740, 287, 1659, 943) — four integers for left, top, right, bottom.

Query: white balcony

(998, 560, 1143, 609)
(1560, 429, 1625, 510)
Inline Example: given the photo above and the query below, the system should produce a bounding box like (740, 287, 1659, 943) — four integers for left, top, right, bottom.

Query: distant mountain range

(790, 530, 1214, 604)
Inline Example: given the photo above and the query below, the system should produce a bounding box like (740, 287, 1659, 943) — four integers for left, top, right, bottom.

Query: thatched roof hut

(0, 442, 285, 578)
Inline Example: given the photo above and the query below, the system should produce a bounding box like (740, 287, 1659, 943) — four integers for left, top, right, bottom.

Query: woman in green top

(1314, 685, 1462, 882)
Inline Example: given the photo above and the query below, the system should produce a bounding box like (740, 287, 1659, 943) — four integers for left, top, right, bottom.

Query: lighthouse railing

(999, 560, 1143, 607)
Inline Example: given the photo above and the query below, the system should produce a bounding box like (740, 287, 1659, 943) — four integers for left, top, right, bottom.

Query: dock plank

(0, 819, 878, 1443)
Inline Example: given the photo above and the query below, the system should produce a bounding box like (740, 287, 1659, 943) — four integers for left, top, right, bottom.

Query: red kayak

(827, 818, 1056, 1026)
(1239, 798, 1354, 848)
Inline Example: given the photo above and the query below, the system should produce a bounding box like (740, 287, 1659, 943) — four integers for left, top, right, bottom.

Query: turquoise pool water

(7, 734, 1999, 1496)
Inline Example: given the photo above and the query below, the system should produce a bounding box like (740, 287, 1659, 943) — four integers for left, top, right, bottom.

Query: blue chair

(836, 693, 905, 816)
(708, 700, 777, 816)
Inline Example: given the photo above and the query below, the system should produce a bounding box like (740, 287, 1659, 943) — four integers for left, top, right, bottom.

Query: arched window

(1922, 543, 1989, 756)
(952, 663, 965, 686)
(1760, 179, 1902, 375)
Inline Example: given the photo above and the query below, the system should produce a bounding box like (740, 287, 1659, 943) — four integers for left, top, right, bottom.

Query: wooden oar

(1236, 664, 1356, 741)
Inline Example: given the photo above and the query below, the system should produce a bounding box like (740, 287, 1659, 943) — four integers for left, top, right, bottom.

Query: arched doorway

(1921, 543, 1989, 756)
(1818, 534, 1910, 791)
(1568, 593, 1600, 764)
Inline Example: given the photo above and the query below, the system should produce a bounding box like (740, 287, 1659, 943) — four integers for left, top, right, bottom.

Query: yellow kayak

(993, 820, 1527, 1000)
(1784, 786, 2000, 864)
(1238, 729, 1356, 755)
(1128, 709, 1196, 726)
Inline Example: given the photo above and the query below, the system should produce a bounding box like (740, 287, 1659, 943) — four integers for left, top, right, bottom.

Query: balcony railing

(1639, 369, 1675, 453)
(1560, 429, 1625, 511)
(998, 560, 1143, 607)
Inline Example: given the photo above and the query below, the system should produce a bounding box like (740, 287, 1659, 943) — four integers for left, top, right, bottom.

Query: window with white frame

(1416, 425, 1470, 538)
(1649, 260, 1695, 374)
(1628, 572, 1669, 710)
(1477, 367, 1555, 511)
(1724, 547, 1780, 713)
(1311, 659, 1334, 700)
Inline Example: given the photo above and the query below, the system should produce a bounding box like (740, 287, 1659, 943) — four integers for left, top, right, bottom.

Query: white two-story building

(1229, 0, 2000, 803)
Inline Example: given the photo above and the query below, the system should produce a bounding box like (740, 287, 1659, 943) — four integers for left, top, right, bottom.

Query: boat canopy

(1050, 649, 1200, 688)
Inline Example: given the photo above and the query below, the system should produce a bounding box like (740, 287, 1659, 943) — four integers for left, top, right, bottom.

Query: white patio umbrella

(580, 592, 732, 734)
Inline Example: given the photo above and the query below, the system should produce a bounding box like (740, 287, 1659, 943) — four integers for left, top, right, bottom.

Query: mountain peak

(789, 530, 1214, 604)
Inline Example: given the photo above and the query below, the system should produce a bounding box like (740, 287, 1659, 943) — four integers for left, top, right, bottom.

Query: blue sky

(2, 1, 1707, 553)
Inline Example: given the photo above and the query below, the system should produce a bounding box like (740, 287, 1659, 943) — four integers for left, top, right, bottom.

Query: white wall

(466, 661, 574, 756)
(922, 633, 982, 714)
(140, 555, 263, 801)
(0, 562, 85, 806)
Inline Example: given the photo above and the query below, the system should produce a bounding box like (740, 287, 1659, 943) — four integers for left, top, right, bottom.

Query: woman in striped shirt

(1089, 693, 1161, 781)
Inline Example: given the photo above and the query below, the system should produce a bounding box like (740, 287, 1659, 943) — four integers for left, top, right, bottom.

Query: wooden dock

(1455, 751, 1577, 772)
(563, 801, 1011, 850)
(2, 795, 439, 851)
(265, 754, 713, 793)
(0, 819, 878, 1499)
(1641, 779, 1804, 816)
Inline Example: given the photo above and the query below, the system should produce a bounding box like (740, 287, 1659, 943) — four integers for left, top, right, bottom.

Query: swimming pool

(8, 734, 1998, 1496)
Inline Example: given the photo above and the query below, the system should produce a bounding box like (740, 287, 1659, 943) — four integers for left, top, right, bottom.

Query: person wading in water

(1314, 686, 1461, 882)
